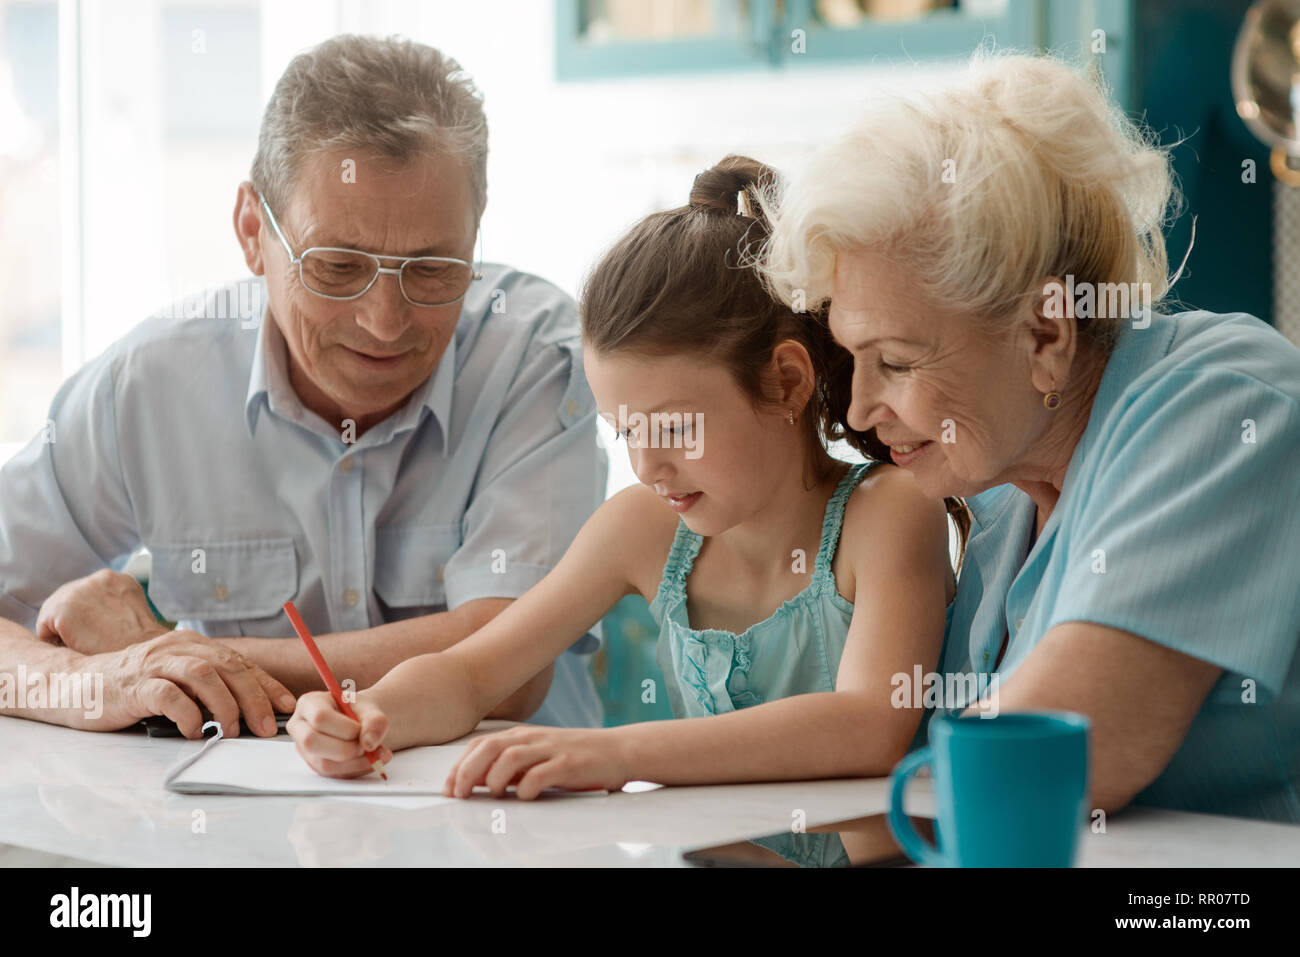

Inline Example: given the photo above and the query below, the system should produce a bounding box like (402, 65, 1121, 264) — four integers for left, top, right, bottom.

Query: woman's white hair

(251, 34, 488, 221)
(759, 51, 1180, 343)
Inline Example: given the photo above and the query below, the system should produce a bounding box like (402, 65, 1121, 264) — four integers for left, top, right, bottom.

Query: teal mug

(887, 710, 1090, 867)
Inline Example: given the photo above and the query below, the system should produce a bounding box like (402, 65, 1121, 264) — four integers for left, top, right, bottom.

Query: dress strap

(652, 518, 704, 608)
(814, 461, 880, 577)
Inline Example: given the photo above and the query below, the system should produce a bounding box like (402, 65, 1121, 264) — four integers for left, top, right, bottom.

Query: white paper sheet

(163, 727, 608, 798)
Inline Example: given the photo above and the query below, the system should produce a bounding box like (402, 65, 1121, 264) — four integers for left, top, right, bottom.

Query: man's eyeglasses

(258, 191, 483, 307)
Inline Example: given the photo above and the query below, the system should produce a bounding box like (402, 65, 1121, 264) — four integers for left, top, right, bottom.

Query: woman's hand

(444, 725, 633, 800)
(288, 689, 393, 779)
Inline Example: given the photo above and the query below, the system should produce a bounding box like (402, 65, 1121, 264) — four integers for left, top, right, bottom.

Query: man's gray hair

(250, 34, 488, 223)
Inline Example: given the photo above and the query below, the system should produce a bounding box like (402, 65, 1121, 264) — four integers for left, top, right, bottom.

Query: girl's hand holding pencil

(283, 600, 393, 780)
(288, 688, 395, 779)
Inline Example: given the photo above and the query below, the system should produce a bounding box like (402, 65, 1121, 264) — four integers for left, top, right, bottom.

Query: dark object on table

(140, 711, 292, 738)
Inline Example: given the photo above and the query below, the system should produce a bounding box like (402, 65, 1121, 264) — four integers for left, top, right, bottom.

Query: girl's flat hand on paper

(444, 725, 632, 799)
(288, 689, 393, 778)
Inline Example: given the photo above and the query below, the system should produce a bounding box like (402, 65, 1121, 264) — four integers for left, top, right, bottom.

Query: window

(0, 0, 59, 457)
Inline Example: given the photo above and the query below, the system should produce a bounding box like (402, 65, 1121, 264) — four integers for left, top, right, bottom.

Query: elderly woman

(762, 53, 1300, 823)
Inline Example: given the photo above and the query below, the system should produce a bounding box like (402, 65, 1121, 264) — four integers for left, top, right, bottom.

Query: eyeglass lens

(300, 250, 474, 305)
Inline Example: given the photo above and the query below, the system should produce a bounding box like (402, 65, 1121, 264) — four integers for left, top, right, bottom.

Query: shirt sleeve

(1047, 367, 1300, 699)
(0, 350, 141, 630)
(441, 329, 609, 653)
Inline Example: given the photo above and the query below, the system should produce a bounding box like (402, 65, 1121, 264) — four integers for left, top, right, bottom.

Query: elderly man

(0, 34, 606, 737)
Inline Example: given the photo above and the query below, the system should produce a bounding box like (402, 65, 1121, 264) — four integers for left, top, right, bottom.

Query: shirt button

(343, 588, 360, 608)
(1014, 616, 1024, 630)
(435, 566, 445, 583)
(212, 583, 229, 602)
(566, 399, 578, 417)
(339, 457, 354, 473)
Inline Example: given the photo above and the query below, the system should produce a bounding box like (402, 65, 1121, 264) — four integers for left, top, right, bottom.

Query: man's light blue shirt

(943, 310, 1300, 822)
(0, 266, 608, 727)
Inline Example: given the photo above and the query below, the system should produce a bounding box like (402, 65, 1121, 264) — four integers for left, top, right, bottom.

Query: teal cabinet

(557, 0, 1134, 109)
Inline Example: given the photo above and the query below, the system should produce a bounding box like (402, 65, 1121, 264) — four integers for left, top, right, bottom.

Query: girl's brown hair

(580, 154, 971, 569)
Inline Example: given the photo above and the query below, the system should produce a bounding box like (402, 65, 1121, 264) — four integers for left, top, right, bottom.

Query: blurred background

(0, 0, 1293, 724)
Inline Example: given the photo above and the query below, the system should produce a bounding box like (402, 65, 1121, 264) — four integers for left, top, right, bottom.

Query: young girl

(288, 155, 966, 802)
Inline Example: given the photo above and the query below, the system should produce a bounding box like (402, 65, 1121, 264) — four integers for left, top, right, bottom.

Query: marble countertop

(1, 718, 1295, 867)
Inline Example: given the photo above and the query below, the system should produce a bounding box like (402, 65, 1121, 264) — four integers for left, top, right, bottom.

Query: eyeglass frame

(257, 191, 484, 307)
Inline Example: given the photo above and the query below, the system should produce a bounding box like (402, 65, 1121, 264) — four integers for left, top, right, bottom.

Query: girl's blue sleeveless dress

(646, 459, 951, 867)
(648, 461, 881, 719)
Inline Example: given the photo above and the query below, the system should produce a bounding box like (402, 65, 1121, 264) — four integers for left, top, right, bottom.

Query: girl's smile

(663, 490, 702, 512)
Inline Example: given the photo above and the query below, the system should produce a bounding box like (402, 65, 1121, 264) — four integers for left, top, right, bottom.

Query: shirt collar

(964, 483, 1020, 534)
(245, 301, 456, 452)
(244, 306, 288, 434)
(1066, 314, 1178, 474)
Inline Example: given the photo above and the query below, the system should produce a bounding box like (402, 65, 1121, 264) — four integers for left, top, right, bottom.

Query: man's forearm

(0, 617, 91, 725)
(218, 607, 483, 694)
(216, 599, 550, 721)
(503, 661, 554, 721)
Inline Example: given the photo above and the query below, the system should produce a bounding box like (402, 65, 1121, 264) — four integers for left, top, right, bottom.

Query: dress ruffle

(651, 461, 876, 717)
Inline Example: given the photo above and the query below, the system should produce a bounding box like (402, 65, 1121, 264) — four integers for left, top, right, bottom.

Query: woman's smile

(888, 440, 933, 466)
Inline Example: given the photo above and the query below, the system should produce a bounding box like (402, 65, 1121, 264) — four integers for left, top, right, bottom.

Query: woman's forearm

(616, 692, 920, 786)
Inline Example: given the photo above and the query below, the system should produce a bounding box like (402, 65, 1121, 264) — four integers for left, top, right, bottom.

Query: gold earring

(1043, 391, 1061, 410)
(787, 409, 795, 425)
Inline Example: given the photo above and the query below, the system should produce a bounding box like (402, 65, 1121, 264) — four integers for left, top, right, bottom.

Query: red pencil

(283, 600, 388, 781)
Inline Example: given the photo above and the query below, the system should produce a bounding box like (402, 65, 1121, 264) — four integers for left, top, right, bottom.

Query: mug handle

(887, 747, 947, 867)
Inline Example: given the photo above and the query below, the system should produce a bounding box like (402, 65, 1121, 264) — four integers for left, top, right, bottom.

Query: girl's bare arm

(364, 484, 671, 749)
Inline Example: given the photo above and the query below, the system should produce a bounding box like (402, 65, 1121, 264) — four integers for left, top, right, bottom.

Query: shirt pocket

(146, 538, 298, 630)
(373, 523, 461, 613)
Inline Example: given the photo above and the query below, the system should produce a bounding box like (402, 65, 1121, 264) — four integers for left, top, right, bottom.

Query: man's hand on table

(79, 631, 298, 737)
(33, 570, 296, 737)
(36, 569, 168, 654)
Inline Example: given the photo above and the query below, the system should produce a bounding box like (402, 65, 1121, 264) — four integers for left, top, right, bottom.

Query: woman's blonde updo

(758, 51, 1181, 350)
